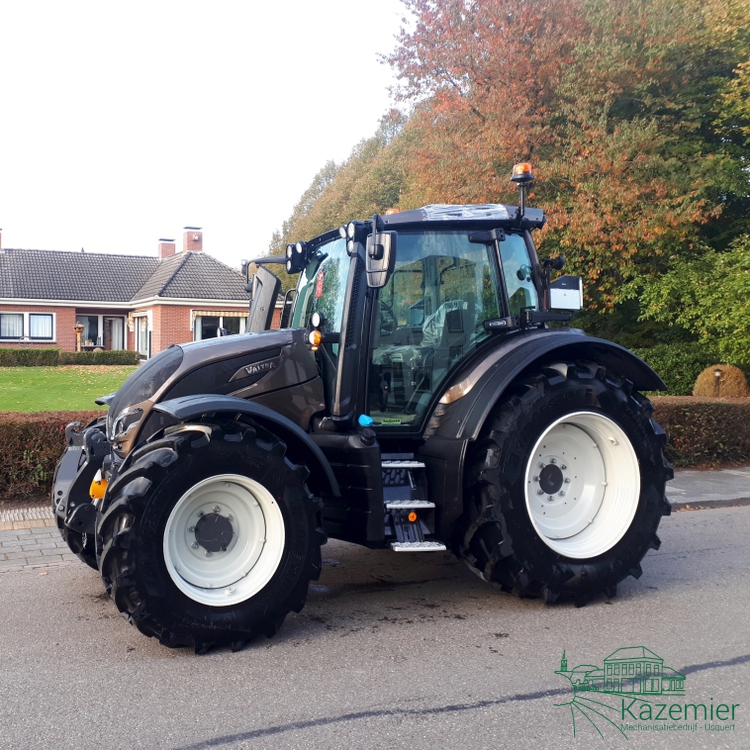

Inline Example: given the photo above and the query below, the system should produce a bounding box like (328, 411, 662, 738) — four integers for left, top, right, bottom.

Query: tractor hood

(106, 329, 322, 454)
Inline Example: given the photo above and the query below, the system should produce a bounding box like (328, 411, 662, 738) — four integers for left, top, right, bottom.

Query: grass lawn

(0, 365, 136, 412)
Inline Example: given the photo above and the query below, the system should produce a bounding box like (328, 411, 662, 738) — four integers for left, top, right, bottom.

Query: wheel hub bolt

(537, 489, 544, 495)
(538, 462, 545, 469)
(550, 458, 557, 464)
(564, 478, 571, 484)
(191, 541, 199, 549)
(188, 525, 196, 532)
(197, 511, 204, 517)
(533, 475, 539, 482)
(548, 496, 555, 502)
(205, 550, 212, 557)
(213, 505, 220, 513)
(561, 465, 567, 470)
(227, 514, 233, 522)
(559, 491, 565, 497)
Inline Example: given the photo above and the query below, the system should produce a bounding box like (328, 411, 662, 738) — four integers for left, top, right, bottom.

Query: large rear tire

(456, 362, 672, 605)
(97, 420, 325, 652)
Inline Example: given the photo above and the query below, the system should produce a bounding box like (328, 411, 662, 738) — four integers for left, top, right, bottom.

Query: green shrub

(652, 397, 750, 467)
(59, 350, 141, 365)
(0, 348, 61, 366)
(0, 411, 102, 500)
(693, 364, 749, 398)
(632, 342, 718, 396)
(0, 348, 140, 367)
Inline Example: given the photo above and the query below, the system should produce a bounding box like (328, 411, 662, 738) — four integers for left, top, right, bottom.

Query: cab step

(391, 541, 447, 552)
(381, 459, 426, 469)
(385, 500, 435, 509)
(382, 453, 443, 549)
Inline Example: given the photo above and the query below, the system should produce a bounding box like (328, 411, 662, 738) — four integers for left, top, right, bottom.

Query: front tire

(457, 362, 672, 604)
(97, 421, 325, 652)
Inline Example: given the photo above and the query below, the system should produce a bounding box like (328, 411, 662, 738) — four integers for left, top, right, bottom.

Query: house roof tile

(0, 248, 248, 304)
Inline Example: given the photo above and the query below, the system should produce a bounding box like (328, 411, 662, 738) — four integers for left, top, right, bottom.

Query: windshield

(290, 238, 349, 331)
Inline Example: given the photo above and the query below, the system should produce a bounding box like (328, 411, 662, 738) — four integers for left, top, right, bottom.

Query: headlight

(106, 346, 183, 441)
(111, 407, 144, 442)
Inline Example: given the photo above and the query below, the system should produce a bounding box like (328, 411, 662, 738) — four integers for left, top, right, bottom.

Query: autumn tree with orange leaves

(388, 0, 750, 309)
(273, 0, 750, 365)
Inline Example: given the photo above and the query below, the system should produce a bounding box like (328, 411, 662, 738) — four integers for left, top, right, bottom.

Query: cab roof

(381, 203, 545, 230)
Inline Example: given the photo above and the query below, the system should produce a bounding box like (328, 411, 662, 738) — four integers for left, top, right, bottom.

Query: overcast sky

(0, 0, 406, 269)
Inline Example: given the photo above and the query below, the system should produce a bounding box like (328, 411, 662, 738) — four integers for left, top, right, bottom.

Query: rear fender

(422, 330, 665, 538)
(426, 329, 665, 442)
(152, 395, 340, 498)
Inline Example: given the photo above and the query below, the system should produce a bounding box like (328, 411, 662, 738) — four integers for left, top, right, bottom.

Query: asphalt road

(1, 505, 749, 750)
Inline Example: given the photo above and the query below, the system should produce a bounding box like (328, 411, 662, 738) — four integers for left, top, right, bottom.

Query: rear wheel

(97, 420, 325, 652)
(457, 362, 672, 604)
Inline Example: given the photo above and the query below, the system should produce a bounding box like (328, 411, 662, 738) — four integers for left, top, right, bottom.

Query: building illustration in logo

(556, 646, 685, 696)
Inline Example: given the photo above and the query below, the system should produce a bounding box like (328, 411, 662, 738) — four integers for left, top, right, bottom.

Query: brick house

(0, 229, 252, 358)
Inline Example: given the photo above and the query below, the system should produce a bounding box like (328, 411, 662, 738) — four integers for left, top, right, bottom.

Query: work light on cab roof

(511, 162, 534, 183)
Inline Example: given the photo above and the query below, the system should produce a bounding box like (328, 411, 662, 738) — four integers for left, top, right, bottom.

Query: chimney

(158, 238, 176, 259)
(183, 226, 203, 253)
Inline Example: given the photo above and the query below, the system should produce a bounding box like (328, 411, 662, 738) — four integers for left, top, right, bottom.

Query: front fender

(152, 395, 340, 498)
(426, 328, 665, 441)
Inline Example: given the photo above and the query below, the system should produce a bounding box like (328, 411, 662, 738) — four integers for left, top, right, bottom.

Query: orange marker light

(408, 511, 418, 523)
(89, 471, 108, 501)
(511, 162, 535, 183)
(308, 330, 322, 347)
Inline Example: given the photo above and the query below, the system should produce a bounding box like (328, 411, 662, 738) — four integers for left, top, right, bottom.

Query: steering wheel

(379, 301, 396, 336)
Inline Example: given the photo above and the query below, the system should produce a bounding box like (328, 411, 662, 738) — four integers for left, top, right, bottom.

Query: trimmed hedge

(1, 399, 748, 502)
(0, 348, 140, 366)
(0, 410, 102, 501)
(632, 342, 717, 396)
(0, 348, 61, 367)
(652, 397, 750, 468)
(59, 350, 140, 365)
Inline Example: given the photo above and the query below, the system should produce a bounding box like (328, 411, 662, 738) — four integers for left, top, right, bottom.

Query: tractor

(52, 164, 672, 652)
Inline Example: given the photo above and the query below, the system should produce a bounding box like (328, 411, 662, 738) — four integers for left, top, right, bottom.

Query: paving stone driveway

(0, 516, 77, 573)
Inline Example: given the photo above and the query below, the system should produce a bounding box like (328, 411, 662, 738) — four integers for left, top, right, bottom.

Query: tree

(639, 234, 750, 367)
(389, 0, 750, 310)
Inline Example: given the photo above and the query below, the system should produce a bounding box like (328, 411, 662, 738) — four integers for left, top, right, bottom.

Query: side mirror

(549, 275, 583, 311)
(365, 231, 397, 288)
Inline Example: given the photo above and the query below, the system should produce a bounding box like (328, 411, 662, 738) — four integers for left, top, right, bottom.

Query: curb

(669, 497, 750, 511)
(0, 506, 55, 531)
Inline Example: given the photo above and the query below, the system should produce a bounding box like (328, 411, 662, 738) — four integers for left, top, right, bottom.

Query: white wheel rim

(524, 411, 640, 559)
(163, 474, 285, 607)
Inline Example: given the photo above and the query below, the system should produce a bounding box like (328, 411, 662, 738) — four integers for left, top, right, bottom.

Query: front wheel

(97, 420, 325, 652)
(457, 362, 672, 604)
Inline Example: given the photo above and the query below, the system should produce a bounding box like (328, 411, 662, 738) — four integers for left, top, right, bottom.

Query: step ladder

(382, 456, 446, 552)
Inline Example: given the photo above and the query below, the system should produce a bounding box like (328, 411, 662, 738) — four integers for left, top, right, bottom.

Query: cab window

(367, 231, 502, 429)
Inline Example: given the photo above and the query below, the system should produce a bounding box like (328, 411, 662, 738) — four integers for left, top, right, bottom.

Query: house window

(0, 312, 55, 341)
(134, 316, 150, 358)
(193, 312, 247, 341)
(29, 314, 53, 339)
(0, 313, 24, 339)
